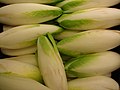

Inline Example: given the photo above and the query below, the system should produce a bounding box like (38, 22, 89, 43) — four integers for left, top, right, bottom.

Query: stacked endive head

(57, 0, 120, 13)
(65, 51, 120, 78)
(0, 24, 63, 49)
(0, 3, 62, 25)
(0, 74, 51, 90)
(0, 59, 42, 82)
(1, 45, 37, 56)
(57, 8, 120, 30)
(68, 76, 119, 90)
(37, 33, 68, 90)
(0, 54, 38, 66)
(57, 30, 120, 56)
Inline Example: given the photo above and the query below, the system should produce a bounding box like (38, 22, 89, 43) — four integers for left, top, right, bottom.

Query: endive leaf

(57, 8, 120, 30)
(1, 45, 37, 56)
(0, 59, 42, 82)
(0, 3, 62, 25)
(68, 76, 119, 90)
(0, 24, 63, 49)
(0, 74, 51, 90)
(1, 54, 38, 66)
(65, 51, 120, 78)
(37, 35, 68, 90)
(57, 0, 120, 13)
(57, 30, 120, 56)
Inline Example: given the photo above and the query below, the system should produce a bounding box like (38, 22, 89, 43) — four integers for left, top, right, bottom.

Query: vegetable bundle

(0, 0, 120, 90)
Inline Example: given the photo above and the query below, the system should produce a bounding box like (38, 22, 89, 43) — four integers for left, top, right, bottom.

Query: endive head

(65, 51, 120, 78)
(0, 59, 42, 82)
(1, 45, 37, 56)
(57, 0, 120, 13)
(68, 76, 119, 90)
(57, 30, 120, 56)
(57, 8, 120, 30)
(0, 3, 63, 25)
(0, 24, 63, 49)
(0, 74, 51, 90)
(2, 54, 38, 66)
(37, 34, 68, 90)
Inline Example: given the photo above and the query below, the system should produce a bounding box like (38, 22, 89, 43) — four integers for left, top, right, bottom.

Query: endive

(37, 34, 68, 90)
(0, 59, 42, 82)
(0, 3, 62, 25)
(1, 45, 37, 56)
(68, 76, 119, 90)
(0, 24, 63, 49)
(55, 30, 80, 40)
(57, 30, 120, 56)
(57, 0, 120, 13)
(1, 54, 38, 66)
(65, 51, 120, 78)
(0, 74, 51, 90)
(57, 8, 120, 30)
(0, 0, 62, 4)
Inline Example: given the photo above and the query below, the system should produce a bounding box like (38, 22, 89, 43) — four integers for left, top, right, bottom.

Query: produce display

(0, 0, 120, 90)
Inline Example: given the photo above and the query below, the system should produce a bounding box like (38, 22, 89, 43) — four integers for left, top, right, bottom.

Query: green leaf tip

(25, 9, 63, 18)
(59, 19, 94, 29)
(37, 35, 54, 56)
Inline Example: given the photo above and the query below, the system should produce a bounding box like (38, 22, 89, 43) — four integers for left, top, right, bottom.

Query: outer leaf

(0, 74, 51, 90)
(68, 76, 119, 90)
(0, 59, 42, 82)
(1, 45, 37, 56)
(57, 0, 120, 13)
(65, 51, 120, 78)
(1, 54, 38, 66)
(37, 35, 68, 90)
(57, 30, 120, 56)
(0, 3, 62, 25)
(0, 24, 63, 49)
(57, 8, 120, 30)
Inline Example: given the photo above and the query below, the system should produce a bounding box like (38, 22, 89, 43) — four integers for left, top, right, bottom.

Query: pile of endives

(0, 0, 120, 90)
